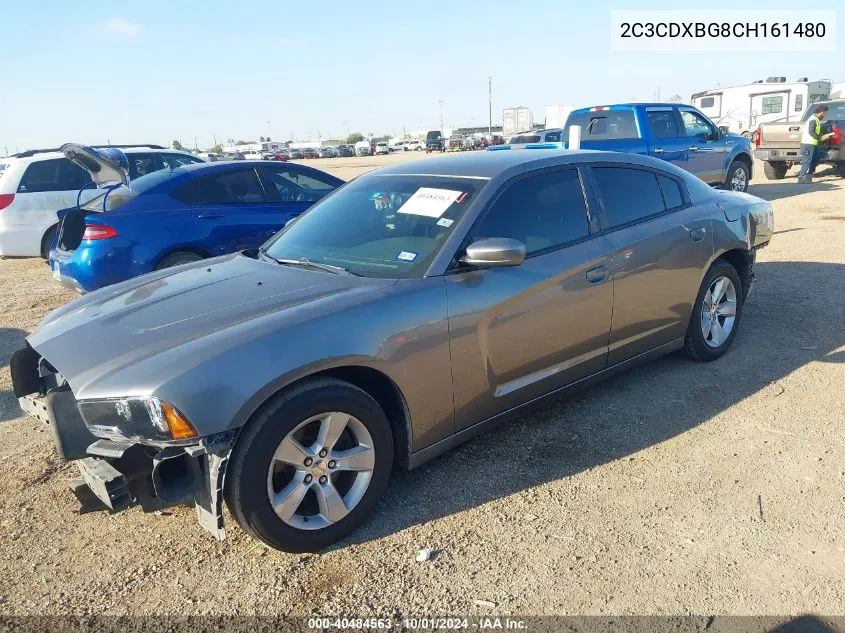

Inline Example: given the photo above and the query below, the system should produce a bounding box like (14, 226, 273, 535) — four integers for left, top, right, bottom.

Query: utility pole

(438, 100, 445, 132)
(656, 86, 661, 102)
(266, 120, 271, 139)
(488, 75, 493, 138)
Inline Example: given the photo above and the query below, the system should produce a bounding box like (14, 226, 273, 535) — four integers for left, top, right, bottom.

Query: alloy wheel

(700, 276, 738, 348)
(266, 412, 375, 530)
(731, 167, 748, 191)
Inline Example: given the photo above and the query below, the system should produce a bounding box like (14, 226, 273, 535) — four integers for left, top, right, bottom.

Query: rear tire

(724, 160, 750, 192)
(155, 251, 204, 270)
(40, 225, 58, 260)
(763, 161, 788, 180)
(836, 163, 845, 178)
(683, 260, 744, 362)
(225, 378, 394, 552)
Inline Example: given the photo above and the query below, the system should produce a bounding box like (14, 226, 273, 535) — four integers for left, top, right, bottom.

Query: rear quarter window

(17, 158, 91, 193)
(565, 110, 638, 140)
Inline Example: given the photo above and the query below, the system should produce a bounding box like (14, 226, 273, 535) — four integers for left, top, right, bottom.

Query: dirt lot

(0, 153, 842, 617)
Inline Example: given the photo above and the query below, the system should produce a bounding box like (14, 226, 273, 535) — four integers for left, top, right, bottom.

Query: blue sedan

(50, 148, 343, 292)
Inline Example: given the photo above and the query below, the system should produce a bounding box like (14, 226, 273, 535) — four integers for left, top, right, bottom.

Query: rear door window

(17, 158, 92, 193)
(565, 110, 638, 140)
(647, 111, 680, 138)
(260, 165, 340, 202)
(590, 166, 666, 229)
(191, 168, 266, 204)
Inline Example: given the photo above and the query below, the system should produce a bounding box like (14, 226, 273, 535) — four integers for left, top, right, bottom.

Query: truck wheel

(763, 161, 788, 180)
(225, 378, 394, 552)
(836, 163, 845, 178)
(724, 160, 750, 192)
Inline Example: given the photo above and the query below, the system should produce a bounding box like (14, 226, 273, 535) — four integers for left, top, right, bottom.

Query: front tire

(225, 378, 394, 552)
(763, 161, 788, 180)
(724, 160, 750, 192)
(683, 261, 743, 362)
(836, 162, 845, 178)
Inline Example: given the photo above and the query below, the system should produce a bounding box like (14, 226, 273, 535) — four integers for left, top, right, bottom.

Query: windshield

(564, 110, 638, 140)
(263, 175, 484, 278)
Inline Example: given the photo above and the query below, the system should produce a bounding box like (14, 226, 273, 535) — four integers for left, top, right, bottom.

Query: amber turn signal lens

(161, 402, 198, 440)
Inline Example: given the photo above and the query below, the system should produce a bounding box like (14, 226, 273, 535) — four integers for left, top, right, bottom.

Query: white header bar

(611, 10, 837, 52)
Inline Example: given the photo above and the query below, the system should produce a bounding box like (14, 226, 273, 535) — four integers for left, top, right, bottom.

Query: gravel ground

(0, 154, 843, 617)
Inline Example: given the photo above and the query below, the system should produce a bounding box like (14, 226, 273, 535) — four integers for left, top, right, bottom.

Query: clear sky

(2, 0, 842, 152)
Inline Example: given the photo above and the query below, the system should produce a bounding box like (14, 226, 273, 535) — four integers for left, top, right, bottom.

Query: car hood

(27, 253, 395, 397)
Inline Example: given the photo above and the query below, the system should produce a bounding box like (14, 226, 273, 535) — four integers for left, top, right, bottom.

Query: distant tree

(668, 94, 684, 103)
(235, 140, 255, 146)
(266, 136, 271, 142)
(346, 132, 364, 144)
(172, 140, 183, 150)
(211, 144, 222, 154)
(259, 136, 265, 142)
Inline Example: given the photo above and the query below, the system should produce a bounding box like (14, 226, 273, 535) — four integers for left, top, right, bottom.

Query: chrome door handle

(652, 147, 664, 154)
(585, 265, 609, 284)
(687, 146, 699, 151)
(689, 227, 707, 242)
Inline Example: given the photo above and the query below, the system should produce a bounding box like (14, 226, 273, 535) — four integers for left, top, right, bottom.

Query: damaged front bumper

(12, 346, 236, 540)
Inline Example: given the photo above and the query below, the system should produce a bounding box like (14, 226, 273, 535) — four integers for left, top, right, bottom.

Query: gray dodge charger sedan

(11, 149, 773, 552)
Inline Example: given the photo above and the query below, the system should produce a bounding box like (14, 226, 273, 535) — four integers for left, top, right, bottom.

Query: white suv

(0, 145, 204, 258)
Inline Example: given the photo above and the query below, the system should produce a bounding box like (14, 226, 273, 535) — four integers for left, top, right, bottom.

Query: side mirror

(718, 125, 729, 138)
(461, 237, 526, 268)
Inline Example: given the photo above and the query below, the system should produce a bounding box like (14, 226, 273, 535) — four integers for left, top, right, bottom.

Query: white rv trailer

(691, 77, 831, 137)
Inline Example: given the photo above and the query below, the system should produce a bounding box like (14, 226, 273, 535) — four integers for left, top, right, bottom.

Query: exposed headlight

(78, 397, 198, 444)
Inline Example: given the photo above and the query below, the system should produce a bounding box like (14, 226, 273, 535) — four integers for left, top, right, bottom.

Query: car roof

(3, 146, 196, 164)
(371, 148, 631, 179)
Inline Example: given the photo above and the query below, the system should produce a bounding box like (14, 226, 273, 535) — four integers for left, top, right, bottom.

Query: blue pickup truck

(565, 104, 753, 192)
(490, 104, 753, 192)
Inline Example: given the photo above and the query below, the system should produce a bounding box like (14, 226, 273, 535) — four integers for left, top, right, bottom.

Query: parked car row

(49, 144, 343, 292)
(0, 145, 205, 258)
(12, 145, 774, 554)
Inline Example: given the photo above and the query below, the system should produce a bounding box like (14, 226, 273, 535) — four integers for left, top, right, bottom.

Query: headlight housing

(77, 397, 198, 444)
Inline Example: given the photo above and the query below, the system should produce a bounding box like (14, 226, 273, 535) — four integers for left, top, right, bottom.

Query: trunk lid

(60, 144, 129, 187)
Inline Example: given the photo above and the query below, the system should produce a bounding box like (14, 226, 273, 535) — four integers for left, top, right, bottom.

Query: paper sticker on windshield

(398, 188, 463, 218)
(397, 251, 418, 262)
(436, 217, 454, 228)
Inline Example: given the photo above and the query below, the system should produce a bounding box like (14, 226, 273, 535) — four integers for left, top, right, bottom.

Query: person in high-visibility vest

(797, 104, 834, 183)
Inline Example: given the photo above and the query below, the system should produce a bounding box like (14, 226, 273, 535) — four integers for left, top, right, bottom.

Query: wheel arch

(231, 362, 412, 470)
(40, 222, 59, 258)
(153, 244, 212, 268)
(732, 151, 754, 177)
(711, 247, 754, 300)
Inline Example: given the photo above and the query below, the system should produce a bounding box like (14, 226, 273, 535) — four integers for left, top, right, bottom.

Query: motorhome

(691, 77, 831, 137)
